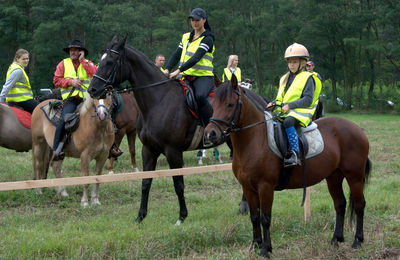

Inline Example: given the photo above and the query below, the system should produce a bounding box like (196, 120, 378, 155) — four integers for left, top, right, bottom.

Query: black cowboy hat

(63, 39, 89, 56)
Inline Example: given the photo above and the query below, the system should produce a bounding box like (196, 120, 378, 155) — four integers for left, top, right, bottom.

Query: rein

(209, 88, 264, 136)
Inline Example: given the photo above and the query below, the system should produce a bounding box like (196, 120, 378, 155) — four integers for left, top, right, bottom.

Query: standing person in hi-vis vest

(267, 43, 322, 167)
(52, 39, 97, 160)
(0, 49, 39, 113)
(222, 55, 241, 82)
(164, 8, 215, 127)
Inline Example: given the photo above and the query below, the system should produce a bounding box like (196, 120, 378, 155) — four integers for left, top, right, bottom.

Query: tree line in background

(1, 0, 399, 111)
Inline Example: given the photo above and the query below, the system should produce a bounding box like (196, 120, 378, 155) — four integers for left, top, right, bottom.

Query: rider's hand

(71, 79, 82, 87)
(282, 104, 290, 113)
(78, 51, 85, 62)
(163, 69, 169, 76)
(169, 69, 180, 79)
(266, 102, 275, 111)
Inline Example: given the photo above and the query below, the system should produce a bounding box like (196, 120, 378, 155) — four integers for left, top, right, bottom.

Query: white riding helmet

(284, 43, 310, 60)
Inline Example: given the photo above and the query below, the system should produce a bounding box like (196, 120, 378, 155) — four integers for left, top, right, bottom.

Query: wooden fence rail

(0, 163, 232, 192)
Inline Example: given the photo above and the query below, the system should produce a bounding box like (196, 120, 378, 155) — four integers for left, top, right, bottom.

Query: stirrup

(283, 150, 301, 168)
(52, 142, 65, 161)
(110, 144, 123, 158)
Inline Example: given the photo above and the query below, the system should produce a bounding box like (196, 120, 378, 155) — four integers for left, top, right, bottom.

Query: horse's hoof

(108, 170, 114, 175)
(81, 201, 89, 208)
(135, 215, 145, 223)
(175, 219, 184, 226)
(351, 239, 363, 249)
(331, 236, 344, 246)
(259, 248, 270, 258)
(198, 159, 203, 165)
(60, 190, 69, 197)
(91, 199, 101, 206)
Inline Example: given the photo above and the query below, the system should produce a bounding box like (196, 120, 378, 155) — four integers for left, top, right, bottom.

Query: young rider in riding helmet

(267, 43, 322, 167)
(164, 8, 215, 127)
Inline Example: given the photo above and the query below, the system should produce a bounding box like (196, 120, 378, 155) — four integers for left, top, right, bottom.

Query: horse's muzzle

(204, 127, 222, 145)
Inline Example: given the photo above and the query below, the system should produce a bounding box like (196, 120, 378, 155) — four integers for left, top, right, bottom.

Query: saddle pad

(265, 111, 324, 159)
(9, 106, 31, 129)
(41, 102, 62, 126)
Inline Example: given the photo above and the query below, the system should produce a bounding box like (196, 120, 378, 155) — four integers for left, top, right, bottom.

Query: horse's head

(88, 35, 127, 99)
(204, 75, 242, 145)
(81, 91, 113, 121)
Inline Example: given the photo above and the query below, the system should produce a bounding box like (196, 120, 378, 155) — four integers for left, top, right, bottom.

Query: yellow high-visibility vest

(5, 62, 33, 102)
(179, 32, 215, 76)
(275, 71, 320, 127)
(61, 58, 90, 100)
(222, 67, 241, 82)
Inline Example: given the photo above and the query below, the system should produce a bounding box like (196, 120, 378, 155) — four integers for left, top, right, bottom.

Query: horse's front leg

(165, 148, 187, 225)
(136, 145, 160, 223)
(127, 130, 139, 172)
(243, 188, 262, 248)
(80, 152, 91, 207)
(91, 153, 108, 206)
(259, 187, 274, 258)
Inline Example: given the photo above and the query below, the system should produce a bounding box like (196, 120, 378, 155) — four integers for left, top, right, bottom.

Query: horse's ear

(121, 35, 127, 46)
(213, 74, 222, 87)
(231, 74, 238, 89)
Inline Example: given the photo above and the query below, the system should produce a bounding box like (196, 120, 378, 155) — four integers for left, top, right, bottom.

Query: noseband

(209, 88, 264, 137)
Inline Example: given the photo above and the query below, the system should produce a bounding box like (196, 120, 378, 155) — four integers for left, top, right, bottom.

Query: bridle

(92, 49, 122, 98)
(209, 88, 264, 138)
(92, 47, 174, 96)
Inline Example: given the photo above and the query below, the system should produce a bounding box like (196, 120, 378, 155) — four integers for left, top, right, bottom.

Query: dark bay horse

(88, 35, 227, 224)
(204, 77, 371, 258)
(31, 94, 115, 206)
(107, 90, 140, 174)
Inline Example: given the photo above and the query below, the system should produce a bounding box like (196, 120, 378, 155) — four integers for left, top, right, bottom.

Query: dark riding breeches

(191, 76, 213, 126)
(15, 99, 39, 114)
(53, 97, 82, 150)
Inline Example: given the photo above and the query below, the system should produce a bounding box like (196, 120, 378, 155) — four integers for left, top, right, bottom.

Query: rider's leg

(16, 99, 40, 114)
(283, 116, 301, 167)
(53, 98, 81, 159)
(192, 76, 214, 127)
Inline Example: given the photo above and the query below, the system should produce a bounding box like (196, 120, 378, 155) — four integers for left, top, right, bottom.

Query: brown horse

(0, 104, 32, 152)
(204, 76, 371, 258)
(31, 93, 115, 206)
(107, 90, 140, 174)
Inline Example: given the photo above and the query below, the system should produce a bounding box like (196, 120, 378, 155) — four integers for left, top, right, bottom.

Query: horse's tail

(349, 158, 372, 225)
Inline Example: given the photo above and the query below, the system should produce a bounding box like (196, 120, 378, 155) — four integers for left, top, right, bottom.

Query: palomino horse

(88, 35, 239, 224)
(107, 90, 140, 174)
(31, 93, 114, 206)
(204, 76, 371, 258)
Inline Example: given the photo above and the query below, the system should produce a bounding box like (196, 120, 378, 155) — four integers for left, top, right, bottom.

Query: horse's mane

(79, 95, 94, 115)
(214, 82, 266, 113)
(125, 45, 168, 78)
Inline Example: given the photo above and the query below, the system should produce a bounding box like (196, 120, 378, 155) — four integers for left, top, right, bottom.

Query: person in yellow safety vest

(267, 43, 322, 167)
(0, 49, 39, 113)
(306, 60, 324, 117)
(52, 39, 98, 160)
(222, 55, 241, 82)
(164, 8, 215, 127)
(154, 54, 165, 72)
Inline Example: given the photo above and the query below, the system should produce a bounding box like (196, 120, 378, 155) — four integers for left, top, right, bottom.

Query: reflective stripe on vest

(275, 71, 315, 127)
(178, 32, 215, 76)
(5, 62, 33, 102)
(61, 58, 91, 100)
(222, 67, 241, 82)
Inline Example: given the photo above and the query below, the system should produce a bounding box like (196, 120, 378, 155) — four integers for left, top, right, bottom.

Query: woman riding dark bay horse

(87, 35, 228, 225)
(204, 76, 371, 258)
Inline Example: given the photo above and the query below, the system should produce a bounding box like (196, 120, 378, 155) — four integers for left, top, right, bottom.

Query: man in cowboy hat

(52, 39, 98, 160)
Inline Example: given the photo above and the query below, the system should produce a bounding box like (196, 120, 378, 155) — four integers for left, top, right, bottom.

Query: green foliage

(0, 0, 399, 112)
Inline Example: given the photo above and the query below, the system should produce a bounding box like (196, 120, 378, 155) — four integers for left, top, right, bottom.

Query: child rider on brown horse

(267, 43, 322, 168)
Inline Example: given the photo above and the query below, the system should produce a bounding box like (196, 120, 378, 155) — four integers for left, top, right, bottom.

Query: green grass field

(0, 113, 399, 259)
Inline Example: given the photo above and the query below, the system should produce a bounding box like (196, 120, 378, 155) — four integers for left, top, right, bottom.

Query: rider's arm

(0, 69, 22, 102)
(165, 43, 183, 71)
(53, 61, 72, 88)
(287, 76, 315, 109)
(179, 36, 213, 72)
